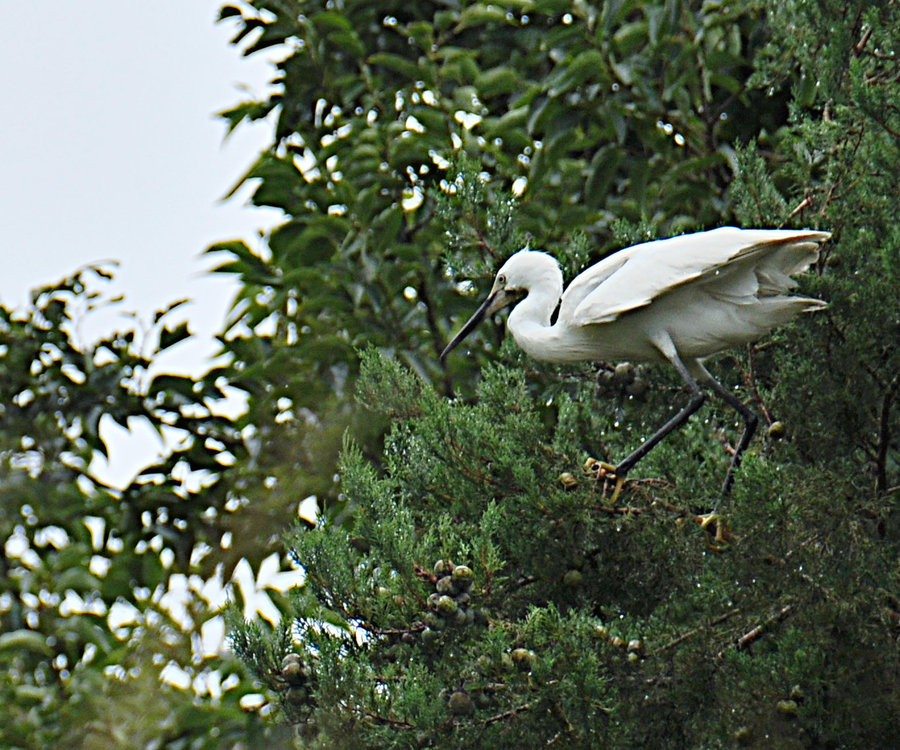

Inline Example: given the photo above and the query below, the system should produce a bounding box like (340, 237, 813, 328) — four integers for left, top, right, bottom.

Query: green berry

(434, 559, 452, 576)
(437, 595, 458, 616)
(451, 565, 474, 587)
(614, 361, 635, 384)
(421, 627, 439, 646)
(436, 576, 456, 595)
(282, 660, 304, 684)
(563, 569, 583, 587)
(776, 699, 798, 716)
(510, 648, 537, 671)
(558, 471, 577, 489)
(448, 690, 474, 715)
(734, 726, 753, 745)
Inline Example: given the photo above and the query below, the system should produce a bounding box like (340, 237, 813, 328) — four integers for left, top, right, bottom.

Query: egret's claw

(608, 472, 627, 504)
(583, 458, 624, 502)
(696, 512, 733, 550)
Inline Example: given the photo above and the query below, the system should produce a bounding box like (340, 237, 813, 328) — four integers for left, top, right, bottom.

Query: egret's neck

(506, 285, 571, 362)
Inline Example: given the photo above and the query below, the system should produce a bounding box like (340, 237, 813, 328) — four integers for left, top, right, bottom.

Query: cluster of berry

(423, 559, 485, 635)
(280, 652, 315, 709)
(596, 361, 648, 398)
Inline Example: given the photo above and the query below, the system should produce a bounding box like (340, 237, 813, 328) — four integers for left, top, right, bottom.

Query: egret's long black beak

(440, 288, 520, 361)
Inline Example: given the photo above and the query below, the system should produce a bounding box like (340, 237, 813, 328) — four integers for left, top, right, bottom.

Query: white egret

(441, 227, 830, 500)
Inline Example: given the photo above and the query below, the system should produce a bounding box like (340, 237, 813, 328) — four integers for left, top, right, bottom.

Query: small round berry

(563, 569, 583, 587)
(436, 576, 456, 595)
(437, 595, 458, 616)
(614, 361, 635, 384)
(510, 648, 537, 671)
(451, 565, 474, 587)
(448, 690, 474, 715)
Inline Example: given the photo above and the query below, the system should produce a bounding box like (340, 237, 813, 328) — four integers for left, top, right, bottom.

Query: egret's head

(494, 250, 562, 297)
(440, 249, 561, 361)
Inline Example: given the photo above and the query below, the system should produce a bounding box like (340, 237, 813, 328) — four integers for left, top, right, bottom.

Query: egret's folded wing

(568, 227, 828, 325)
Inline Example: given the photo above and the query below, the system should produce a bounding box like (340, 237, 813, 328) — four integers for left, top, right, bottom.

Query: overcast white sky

(0, 3, 281, 371)
(0, 3, 286, 484)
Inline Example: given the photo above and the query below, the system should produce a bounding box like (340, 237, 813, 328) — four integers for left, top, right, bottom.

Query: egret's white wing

(566, 227, 828, 326)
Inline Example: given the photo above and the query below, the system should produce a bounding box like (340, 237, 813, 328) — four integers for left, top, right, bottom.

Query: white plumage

(442, 227, 830, 499)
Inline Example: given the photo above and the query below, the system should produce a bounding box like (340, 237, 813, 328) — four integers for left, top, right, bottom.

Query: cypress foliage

(224, 1, 900, 746)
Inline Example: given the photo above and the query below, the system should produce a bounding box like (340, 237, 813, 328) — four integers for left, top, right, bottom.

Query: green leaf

(612, 20, 648, 56)
(543, 47, 606, 99)
(205, 239, 253, 260)
(329, 29, 366, 58)
(217, 5, 242, 21)
(55, 567, 102, 592)
(406, 20, 434, 50)
(15, 685, 53, 703)
(153, 299, 189, 325)
(475, 67, 521, 98)
(158, 321, 192, 352)
(310, 10, 352, 32)
(584, 145, 623, 205)
(150, 374, 197, 400)
(368, 53, 420, 80)
(455, 3, 509, 31)
(0, 629, 53, 656)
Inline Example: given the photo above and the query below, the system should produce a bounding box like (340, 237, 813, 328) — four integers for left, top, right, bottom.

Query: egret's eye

(497, 274, 507, 287)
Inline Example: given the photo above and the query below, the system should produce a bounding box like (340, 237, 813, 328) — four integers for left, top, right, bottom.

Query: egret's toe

(696, 512, 733, 550)
(608, 472, 627, 504)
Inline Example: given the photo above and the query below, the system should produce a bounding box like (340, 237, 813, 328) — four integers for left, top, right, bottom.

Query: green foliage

(731, 0, 900, 494)
(210, 0, 782, 515)
(220, 0, 900, 747)
(235, 354, 899, 747)
(5, 0, 896, 745)
(0, 271, 287, 747)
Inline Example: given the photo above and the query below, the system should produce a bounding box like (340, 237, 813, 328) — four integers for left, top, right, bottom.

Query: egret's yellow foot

(697, 512, 733, 550)
(583, 458, 624, 503)
(583, 458, 617, 478)
(608, 473, 627, 504)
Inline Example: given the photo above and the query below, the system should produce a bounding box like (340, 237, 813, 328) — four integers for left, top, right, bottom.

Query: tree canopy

(2, 0, 898, 748)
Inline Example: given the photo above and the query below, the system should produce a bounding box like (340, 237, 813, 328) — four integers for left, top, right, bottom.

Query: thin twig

(360, 622, 426, 637)
(727, 604, 794, 656)
(785, 195, 813, 221)
(876, 373, 899, 494)
(482, 702, 532, 726)
(655, 607, 741, 653)
(363, 710, 415, 728)
(854, 27, 873, 56)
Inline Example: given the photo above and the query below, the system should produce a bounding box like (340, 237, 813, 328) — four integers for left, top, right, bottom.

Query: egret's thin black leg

(699, 374, 759, 497)
(615, 353, 706, 477)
